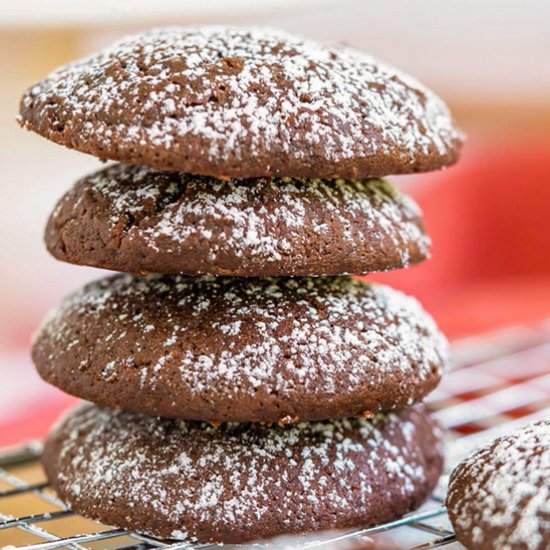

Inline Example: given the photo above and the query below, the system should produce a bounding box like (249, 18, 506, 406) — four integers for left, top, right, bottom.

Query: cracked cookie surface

(19, 26, 462, 178)
(44, 403, 444, 543)
(447, 420, 550, 550)
(45, 164, 430, 276)
(32, 274, 448, 423)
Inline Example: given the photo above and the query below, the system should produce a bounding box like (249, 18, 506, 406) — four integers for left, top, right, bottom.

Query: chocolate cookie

(43, 403, 444, 543)
(32, 275, 448, 423)
(446, 421, 550, 550)
(45, 164, 430, 276)
(19, 26, 463, 179)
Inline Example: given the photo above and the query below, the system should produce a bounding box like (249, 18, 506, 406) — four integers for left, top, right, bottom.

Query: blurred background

(1, 0, 549, 446)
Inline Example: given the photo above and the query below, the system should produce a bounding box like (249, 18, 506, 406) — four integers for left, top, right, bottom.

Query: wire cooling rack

(1, 319, 550, 549)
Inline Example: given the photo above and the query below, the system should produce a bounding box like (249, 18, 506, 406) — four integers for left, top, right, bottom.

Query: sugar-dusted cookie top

(447, 420, 550, 550)
(20, 26, 463, 178)
(45, 164, 430, 276)
(33, 274, 448, 423)
(44, 404, 444, 543)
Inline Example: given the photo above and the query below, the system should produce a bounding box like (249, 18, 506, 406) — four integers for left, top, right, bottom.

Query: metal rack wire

(2, 319, 550, 549)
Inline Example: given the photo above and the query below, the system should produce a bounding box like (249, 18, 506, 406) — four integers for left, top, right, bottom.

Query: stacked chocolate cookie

(20, 27, 462, 544)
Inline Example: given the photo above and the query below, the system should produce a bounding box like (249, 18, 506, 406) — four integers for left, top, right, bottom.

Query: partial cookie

(446, 420, 550, 550)
(20, 26, 462, 179)
(45, 164, 430, 276)
(32, 275, 448, 423)
(44, 404, 444, 543)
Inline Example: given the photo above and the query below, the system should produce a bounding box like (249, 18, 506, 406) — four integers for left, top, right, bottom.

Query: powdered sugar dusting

(447, 420, 550, 550)
(54, 163, 430, 273)
(35, 275, 449, 419)
(48, 404, 443, 542)
(21, 26, 461, 174)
